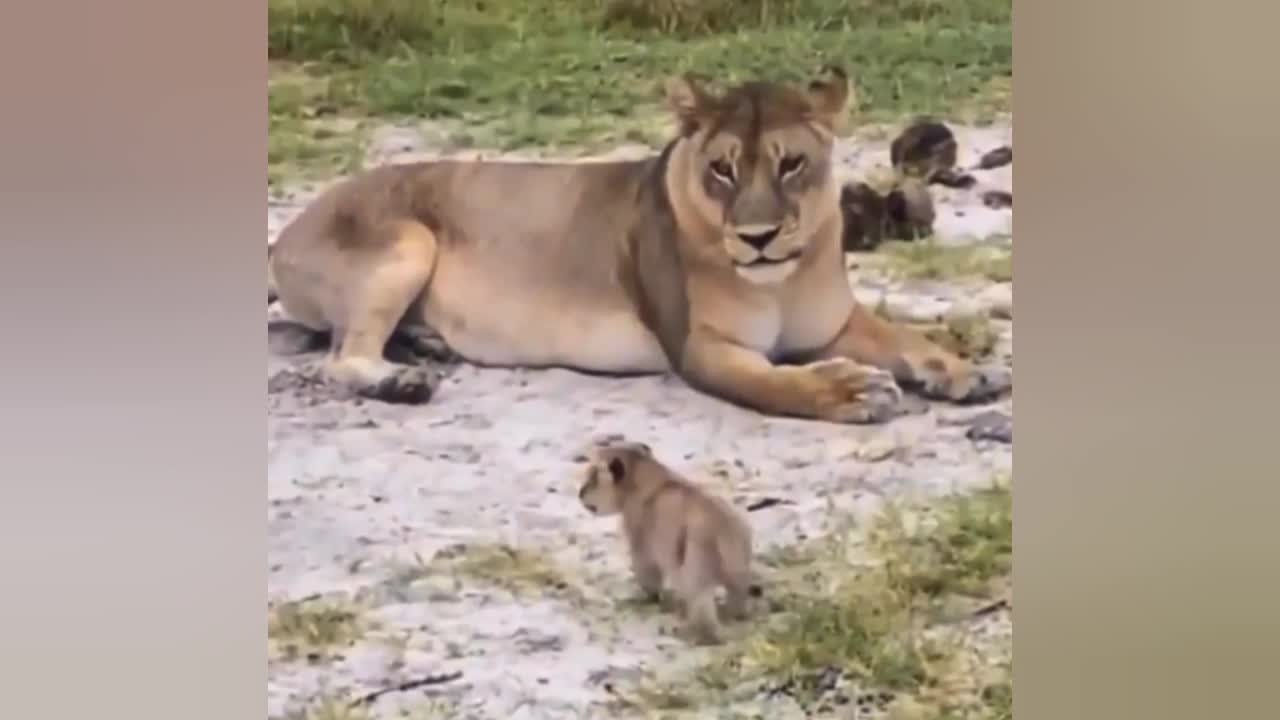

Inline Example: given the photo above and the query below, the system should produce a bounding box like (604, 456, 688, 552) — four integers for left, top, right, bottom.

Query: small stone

(975, 146, 1013, 170)
(965, 410, 1013, 443)
(982, 189, 1014, 208)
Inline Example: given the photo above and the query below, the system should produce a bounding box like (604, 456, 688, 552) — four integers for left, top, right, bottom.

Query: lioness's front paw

(359, 365, 441, 405)
(908, 356, 1012, 404)
(959, 364, 1013, 403)
(805, 358, 904, 424)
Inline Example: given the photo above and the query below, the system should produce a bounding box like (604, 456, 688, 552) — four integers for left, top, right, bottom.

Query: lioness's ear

(806, 65, 853, 127)
(665, 73, 713, 135)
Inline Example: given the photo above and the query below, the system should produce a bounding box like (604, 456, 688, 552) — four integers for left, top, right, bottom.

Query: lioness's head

(665, 66, 852, 284)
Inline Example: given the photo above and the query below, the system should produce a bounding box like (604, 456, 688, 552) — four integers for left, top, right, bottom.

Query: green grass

(268, 114, 367, 188)
(922, 311, 1002, 361)
(425, 542, 586, 602)
(615, 478, 1013, 718)
(267, 0, 1011, 183)
(871, 481, 1012, 601)
(877, 238, 1014, 283)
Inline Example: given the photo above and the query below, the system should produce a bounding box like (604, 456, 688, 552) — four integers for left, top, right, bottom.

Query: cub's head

(578, 441, 653, 516)
(665, 66, 853, 284)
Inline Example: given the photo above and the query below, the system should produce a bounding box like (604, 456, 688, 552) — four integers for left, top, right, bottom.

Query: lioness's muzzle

(741, 248, 802, 267)
(736, 225, 780, 251)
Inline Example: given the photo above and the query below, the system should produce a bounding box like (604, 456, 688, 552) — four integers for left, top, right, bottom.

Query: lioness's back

(290, 158, 655, 251)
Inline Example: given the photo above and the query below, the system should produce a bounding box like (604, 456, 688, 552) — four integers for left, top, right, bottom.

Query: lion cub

(578, 441, 757, 645)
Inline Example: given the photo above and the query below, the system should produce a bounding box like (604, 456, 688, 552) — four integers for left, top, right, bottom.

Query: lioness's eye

(779, 154, 806, 178)
(709, 159, 735, 184)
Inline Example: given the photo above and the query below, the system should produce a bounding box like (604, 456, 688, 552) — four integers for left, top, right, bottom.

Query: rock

(964, 411, 1013, 443)
(982, 189, 1014, 208)
(974, 145, 1013, 170)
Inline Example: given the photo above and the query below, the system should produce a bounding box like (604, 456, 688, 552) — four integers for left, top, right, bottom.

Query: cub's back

(644, 477, 750, 548)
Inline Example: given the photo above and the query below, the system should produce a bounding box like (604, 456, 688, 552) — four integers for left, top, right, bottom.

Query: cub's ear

(607, 457, 627, 483)
(637, 442, 653, 455)
(806, 65, 854, 128)
(665, 73, 715, 136)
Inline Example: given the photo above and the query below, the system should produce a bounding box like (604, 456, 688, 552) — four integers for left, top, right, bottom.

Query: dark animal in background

(839, 181, 887, 252)
(840, 119, 1013, 252)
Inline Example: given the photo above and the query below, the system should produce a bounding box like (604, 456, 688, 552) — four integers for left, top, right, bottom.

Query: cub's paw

(358, 365, 441, 405)
(903, 355, 1011, 404)
(683, 621, 725, 647)
(804, 358, 905, 424)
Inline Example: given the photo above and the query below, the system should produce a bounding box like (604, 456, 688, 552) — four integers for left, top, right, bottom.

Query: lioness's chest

(695, 273, 853, 360)
(776, 273, 854, 355)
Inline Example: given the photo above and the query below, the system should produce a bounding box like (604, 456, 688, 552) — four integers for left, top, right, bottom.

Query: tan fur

(577, 441, 754, 645)
(267, 67, 1010, 412)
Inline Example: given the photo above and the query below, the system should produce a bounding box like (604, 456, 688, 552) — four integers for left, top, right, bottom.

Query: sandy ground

(267, 122, 1013, 719)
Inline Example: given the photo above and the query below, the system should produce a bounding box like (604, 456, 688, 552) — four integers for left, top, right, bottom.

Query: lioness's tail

(267, 243, 278, 305)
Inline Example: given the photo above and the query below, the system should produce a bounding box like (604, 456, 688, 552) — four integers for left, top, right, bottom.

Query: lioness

(267, 67, 1010, 422)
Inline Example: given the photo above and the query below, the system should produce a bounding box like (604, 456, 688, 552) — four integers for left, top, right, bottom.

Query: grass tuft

(268, 595, 367, 662)
(870, 481, 1013, 602)
(430, 542, 583, 601)
(922, 312, 1002, 361)
(878, 238, 1013, 283)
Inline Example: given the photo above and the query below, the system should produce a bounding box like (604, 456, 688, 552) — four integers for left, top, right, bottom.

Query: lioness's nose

(736, 225, 780, 250)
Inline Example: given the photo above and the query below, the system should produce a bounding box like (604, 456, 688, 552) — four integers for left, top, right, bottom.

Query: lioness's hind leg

(325, 220, 441, 404)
